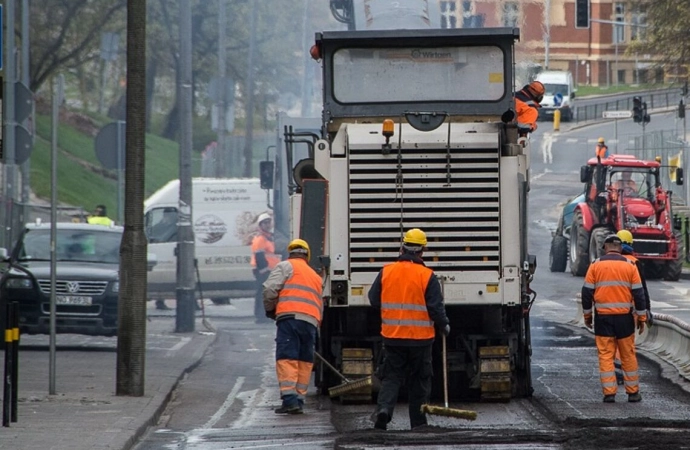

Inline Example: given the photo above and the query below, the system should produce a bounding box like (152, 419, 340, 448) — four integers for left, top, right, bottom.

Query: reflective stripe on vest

(276, 258, 323, 323)
(583, 255, 641, 315)
(380, 261, 434, 340)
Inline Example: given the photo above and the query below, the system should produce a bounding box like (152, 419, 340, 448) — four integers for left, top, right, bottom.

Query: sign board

(603, 110, 633, 119)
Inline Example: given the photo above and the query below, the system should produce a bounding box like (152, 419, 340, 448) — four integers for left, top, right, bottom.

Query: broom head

(420, 403, 477, 421)
(328, 376, 373, 398)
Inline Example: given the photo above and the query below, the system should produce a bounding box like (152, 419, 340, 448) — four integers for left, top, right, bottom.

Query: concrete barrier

(572, 295, 690, 382)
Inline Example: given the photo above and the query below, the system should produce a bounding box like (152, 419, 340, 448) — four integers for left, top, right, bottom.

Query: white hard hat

(257, 213, 272, 224)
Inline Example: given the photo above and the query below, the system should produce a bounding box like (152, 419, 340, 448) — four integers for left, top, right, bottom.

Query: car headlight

(5, 278, 33, 289)
(112, 281, 119, 293)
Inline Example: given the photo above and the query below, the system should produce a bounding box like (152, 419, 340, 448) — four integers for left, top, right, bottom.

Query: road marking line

(203, 376, 245, 429)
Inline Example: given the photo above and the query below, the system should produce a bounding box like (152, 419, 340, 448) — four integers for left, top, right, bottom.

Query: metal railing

(575, 89, 684, 123)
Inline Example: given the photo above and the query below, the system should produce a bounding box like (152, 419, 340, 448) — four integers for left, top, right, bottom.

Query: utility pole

(4, 0, 17, 248)
(117, 0, 148, 397)
(176, 0, 196, 332)
(300, 0, 312, 117)
(20, 0, 30, 205)
(543, 0, 551, 69)
(215, 0, 227, 178)
(242, 0, 258, 177)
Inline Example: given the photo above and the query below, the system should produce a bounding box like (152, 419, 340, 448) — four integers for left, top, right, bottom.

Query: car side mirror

(570, 92, 576, 99)
(147, 253, 158, 272)
(260, 161, 274, 190)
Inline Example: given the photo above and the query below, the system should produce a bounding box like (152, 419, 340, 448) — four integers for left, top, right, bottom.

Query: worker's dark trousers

(253, 269, 270, 322)
(376, 343, 433, 429)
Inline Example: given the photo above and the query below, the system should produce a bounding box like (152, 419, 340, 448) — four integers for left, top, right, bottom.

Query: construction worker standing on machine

(582, 234, 647, 403)
(263, 239, 323, 415)
(595, 137, 609, 160)
(514, 81, 544, 136)
(368, 228, 450, 430)
(613, 229, 653, 385)
(251, 213, 282, 323)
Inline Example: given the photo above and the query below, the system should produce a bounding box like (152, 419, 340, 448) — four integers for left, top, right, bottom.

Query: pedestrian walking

(368, 228, 450, 430)
(263, 239, 323, 415)
(582, 234, 647, 403)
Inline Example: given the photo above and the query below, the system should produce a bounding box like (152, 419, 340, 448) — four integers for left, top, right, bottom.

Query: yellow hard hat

(403, 228, 427, 246)
(616, 229, 633, 245)
(288, 238, 310, 260)
(597, 137, 605, 144)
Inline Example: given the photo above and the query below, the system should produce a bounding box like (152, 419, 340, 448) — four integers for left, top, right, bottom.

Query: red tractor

(568, 154, 685, 280)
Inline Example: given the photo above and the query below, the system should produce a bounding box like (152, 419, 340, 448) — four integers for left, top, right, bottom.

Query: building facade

(438, 0, 657, 87)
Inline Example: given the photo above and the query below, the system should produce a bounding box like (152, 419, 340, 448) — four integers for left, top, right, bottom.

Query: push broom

(421, 334, 477, 421)
(314, 351, 373, 398)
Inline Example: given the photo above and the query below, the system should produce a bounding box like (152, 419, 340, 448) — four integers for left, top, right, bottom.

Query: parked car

(0, 222, 124, 337)
(549, 193, 585, 272)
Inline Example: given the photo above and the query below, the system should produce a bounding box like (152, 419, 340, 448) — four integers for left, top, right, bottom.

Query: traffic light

(575, 0, 590, 29)
(633, 96, 643, 123)
(643, 101, 650, 124)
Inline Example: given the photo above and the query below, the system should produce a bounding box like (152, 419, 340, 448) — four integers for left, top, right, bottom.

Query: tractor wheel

(570, 210, 590, 276)
(549, 235, 568, 272)
(663, 230, 685, 281)
(589, 228, 609, 263)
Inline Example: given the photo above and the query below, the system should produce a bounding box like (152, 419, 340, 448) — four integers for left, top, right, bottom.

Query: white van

(535, 70, 576, 122)
(144, 178, 269, 304)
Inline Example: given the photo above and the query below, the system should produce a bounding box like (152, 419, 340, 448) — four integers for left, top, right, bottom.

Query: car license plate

(56, 295, 93, 306)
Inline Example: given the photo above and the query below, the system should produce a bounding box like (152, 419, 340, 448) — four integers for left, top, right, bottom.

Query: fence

(575, 88, 684, 123)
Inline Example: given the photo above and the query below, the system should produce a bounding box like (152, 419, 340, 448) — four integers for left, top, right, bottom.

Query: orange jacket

(595, 144, 608, 159)
(276, 258, 323, 324)
(515, 90, 539, 132)
(379, 261, 436, 340)
(581, 251, 646, 320)
(251, 232, 281, 271)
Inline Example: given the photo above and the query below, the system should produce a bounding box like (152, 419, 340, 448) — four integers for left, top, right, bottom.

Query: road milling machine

(262, 27, 537, 401)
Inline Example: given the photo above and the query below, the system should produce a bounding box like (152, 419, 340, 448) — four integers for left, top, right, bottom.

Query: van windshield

(542, 83, 569, 97)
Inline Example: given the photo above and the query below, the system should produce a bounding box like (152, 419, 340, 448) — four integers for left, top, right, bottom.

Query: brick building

(438, 0, 657, 87)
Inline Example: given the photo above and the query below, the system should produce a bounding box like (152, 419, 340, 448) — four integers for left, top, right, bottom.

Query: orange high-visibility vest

(583, 254, 642, 316)
(515, 96, 538, 132)
(380, 261, 435, 340)
(595, 144, 608, 159)
(276, 258, 323, 323)
(250, 233, 281, 269)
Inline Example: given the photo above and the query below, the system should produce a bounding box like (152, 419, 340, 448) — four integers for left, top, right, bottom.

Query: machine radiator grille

(349, 142, 500, 274)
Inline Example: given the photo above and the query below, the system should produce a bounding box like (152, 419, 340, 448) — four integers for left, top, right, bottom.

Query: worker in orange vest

(582, 234, 646, 403)
(613, 229, 652, 385)
(263, 239, 323, 415)
(251, 213, 282, 323)
(514, 81, 544, 135)
(368, 228, 450, 430)
(595, 137, 609, 159)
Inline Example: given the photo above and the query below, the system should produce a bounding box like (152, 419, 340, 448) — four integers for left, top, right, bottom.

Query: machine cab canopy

(316, 28, 520, 123)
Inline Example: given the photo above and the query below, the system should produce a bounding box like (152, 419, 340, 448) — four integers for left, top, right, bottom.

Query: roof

(587, 154, 660, 168)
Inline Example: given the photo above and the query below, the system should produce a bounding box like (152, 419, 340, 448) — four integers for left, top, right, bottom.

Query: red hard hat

(527, 81, 545, 98)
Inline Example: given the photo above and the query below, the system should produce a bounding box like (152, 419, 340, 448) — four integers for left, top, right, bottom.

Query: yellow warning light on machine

(486, 284, 499, 293)
(382, 119, 395, 138)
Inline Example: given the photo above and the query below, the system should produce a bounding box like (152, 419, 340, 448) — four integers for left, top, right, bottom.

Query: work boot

(603, 395, 616, 403)
(274, 405, 303, 415)
(371, 410, 388, 430)
(155, 300, 171, 311)
(628, 392, 642, 403)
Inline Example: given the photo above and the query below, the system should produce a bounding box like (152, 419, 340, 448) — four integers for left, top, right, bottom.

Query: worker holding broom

(367, 228, 450, 430)
(263, 238, 323, 415)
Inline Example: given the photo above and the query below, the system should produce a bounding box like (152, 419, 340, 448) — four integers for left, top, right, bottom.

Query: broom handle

(314, 351, 350, 382)
(443, 333, 448, 408)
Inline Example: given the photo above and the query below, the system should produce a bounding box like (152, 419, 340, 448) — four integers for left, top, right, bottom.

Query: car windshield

(542, 83, 568, 96)
(17, 228, 121, 263)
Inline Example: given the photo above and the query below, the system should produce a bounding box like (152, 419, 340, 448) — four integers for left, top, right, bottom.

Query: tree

(628, 0, 690, 79)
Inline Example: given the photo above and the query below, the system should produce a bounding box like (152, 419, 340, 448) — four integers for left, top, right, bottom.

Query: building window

(502, 2, 519, 28)
(441, 1, 458, 29)
(613, 2, 625, 43)
(462, 1, 472, 27)
(631, 5, 647, 41)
